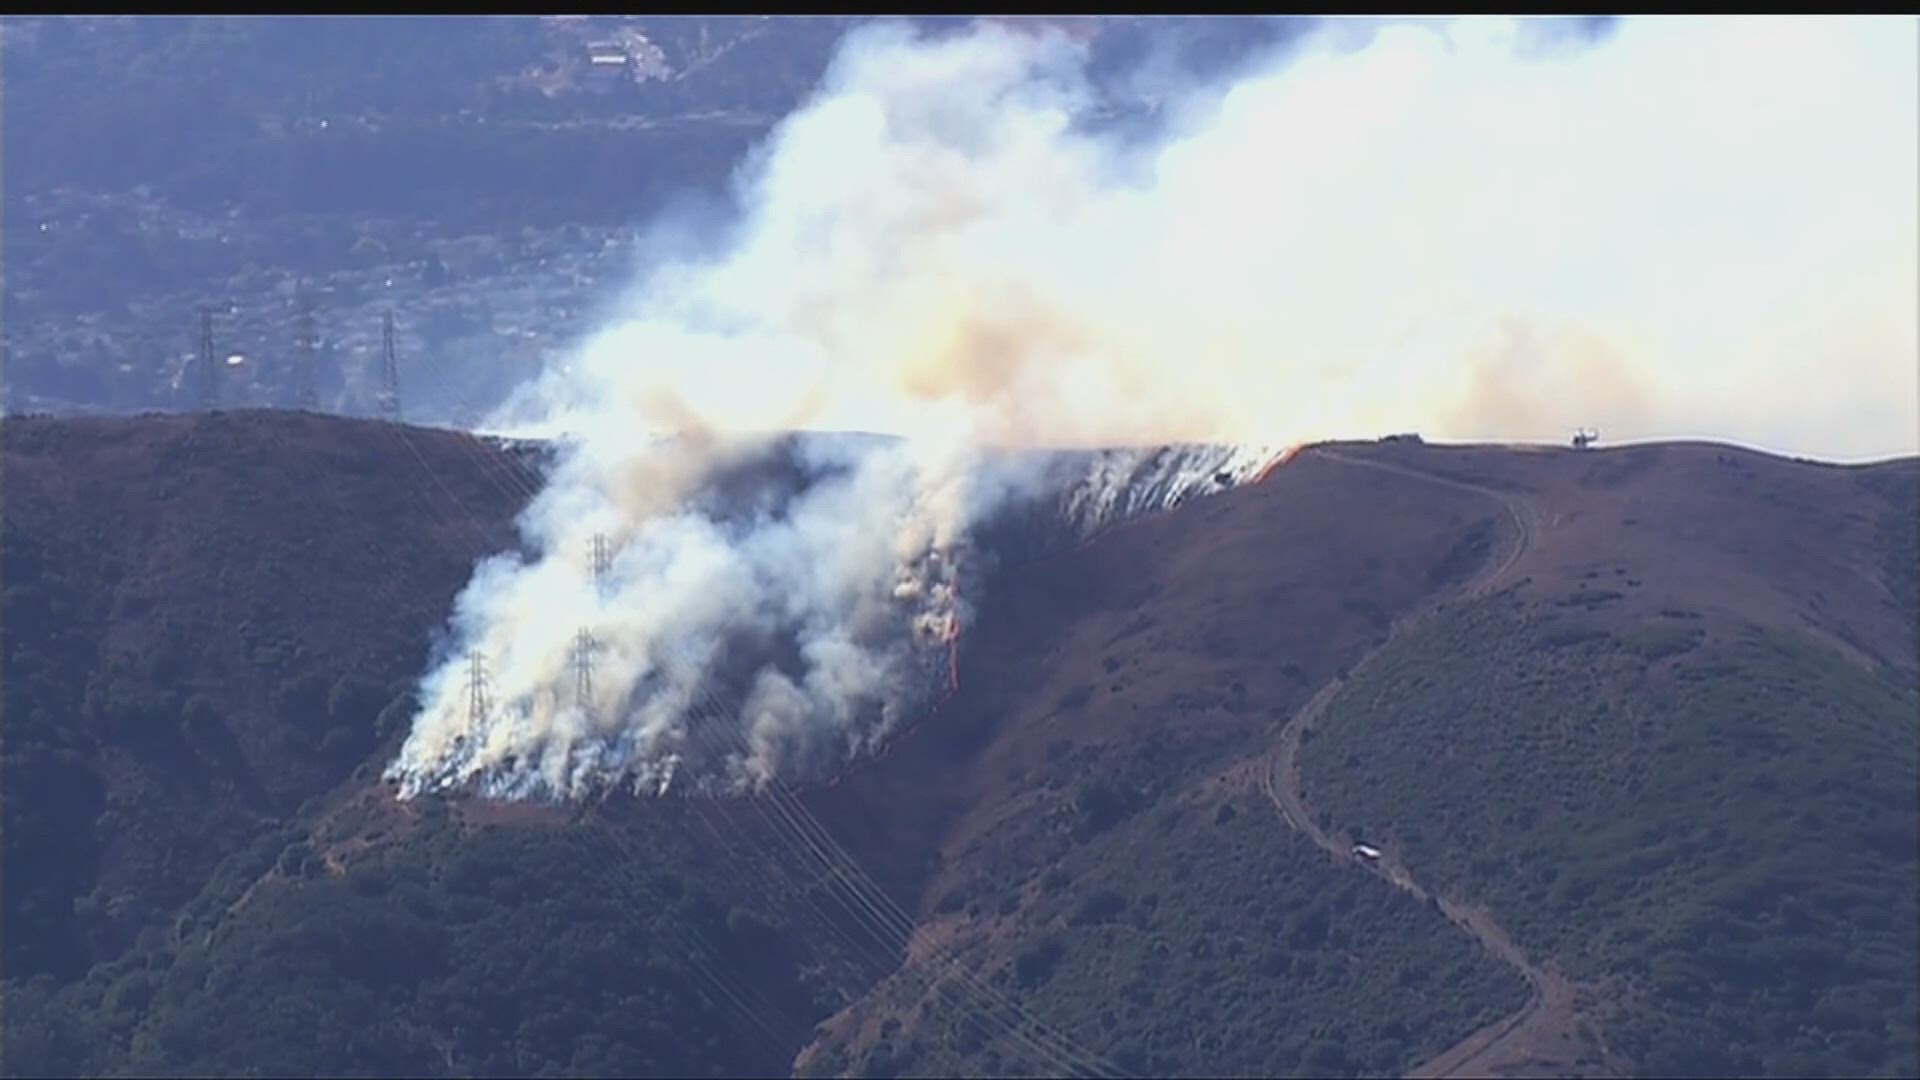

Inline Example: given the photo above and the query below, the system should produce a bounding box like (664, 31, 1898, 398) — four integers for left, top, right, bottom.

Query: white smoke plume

(387, 16, 1919, 800)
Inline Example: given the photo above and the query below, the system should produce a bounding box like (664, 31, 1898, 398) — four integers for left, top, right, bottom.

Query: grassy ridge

(1, 413, 528, 982)
(807, 786, 1526, 1079)
(2, 801, 859, 1078)
(1299, 597, 1920, 1077)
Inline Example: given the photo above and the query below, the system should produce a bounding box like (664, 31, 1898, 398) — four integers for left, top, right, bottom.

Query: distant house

(1381, 433, 1423, 444)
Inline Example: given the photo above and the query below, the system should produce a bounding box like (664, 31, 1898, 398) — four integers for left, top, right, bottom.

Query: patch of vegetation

(826, 791, 1526, 1078)
(1555, 586, 1625, 609)
(1, 414, 528, 983)
(1301, 598, 1920, 1078)
(1619, 623, 1706, 661)
(1857, 465, 1918, 659)
(1427, 516, 1497, 589)
(2, 805, 853, 1079)
(1538, 620, 1612, 650)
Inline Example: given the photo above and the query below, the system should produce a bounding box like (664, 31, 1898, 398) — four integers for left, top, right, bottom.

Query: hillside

(1, 410, 529, 981)
(2, 413, 1915, 1078)
(794, 440, 1916, 1078)
(1290, 441, 1920, 1078)
(798, 443, 1535, 1076)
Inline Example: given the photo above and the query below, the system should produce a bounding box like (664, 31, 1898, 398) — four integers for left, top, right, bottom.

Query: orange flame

(922, 443, 1301, 726)
(1253, 443, 1303, 486)
(842, 442, 1309, 793)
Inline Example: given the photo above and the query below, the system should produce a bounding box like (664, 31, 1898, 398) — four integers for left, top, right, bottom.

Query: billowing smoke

(386, 16, 1918, 800)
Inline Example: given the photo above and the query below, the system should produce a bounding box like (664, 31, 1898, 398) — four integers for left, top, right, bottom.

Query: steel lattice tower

(197, 307, 220, 410)
(466, 652, 490, 726)
(379, 309, 402, 421)
(573, 629, 596, 708)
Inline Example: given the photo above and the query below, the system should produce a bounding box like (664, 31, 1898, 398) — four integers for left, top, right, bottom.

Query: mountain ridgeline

(1, 411, 1914, 1078)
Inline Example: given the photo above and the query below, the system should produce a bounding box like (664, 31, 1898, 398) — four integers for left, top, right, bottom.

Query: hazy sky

(489, 14, 1918, 464)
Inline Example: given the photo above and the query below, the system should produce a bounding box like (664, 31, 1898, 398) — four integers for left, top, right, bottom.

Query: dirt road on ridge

(1259, 446, 1616, 1079)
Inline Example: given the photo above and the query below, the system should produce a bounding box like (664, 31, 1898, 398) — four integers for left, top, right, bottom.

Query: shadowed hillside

(3, 414, 1914, 1078)
(2, 410, 529, 980)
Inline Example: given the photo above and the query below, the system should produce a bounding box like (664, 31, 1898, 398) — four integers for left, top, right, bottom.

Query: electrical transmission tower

(573, 628, 596, 708)
(378, 308, 402, 421)
(466, 651, 490, 726)
(589, 533, 613, 589)
(575, 532, 611, 711)
(293, 291, 320, 411)
(197, 306, 220, 410)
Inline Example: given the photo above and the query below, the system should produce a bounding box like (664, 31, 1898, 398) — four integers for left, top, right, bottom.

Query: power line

(370, 401, 1121, 1076)
(672, 665, 1123, 1078)
(382, 468, 1118, 1075)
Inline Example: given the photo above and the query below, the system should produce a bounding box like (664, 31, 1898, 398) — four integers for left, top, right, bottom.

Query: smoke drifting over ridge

(386, 17, 1919, 800)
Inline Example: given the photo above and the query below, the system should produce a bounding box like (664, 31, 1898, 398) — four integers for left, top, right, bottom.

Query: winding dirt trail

(1260, 446, 1615, 1079)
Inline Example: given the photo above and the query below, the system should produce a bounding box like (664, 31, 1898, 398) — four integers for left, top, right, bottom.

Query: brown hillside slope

(800, 438, 1917, 1078)
(806, 442, 1507, 922)
(1, 410, 531, 979)
(799, 444, 1535, 1077)
(1283, 441, 1918, 1079)
(1343, 438, 1917, 677)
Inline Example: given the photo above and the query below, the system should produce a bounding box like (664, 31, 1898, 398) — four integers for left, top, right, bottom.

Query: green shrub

(1012, 937, 1065, 990)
